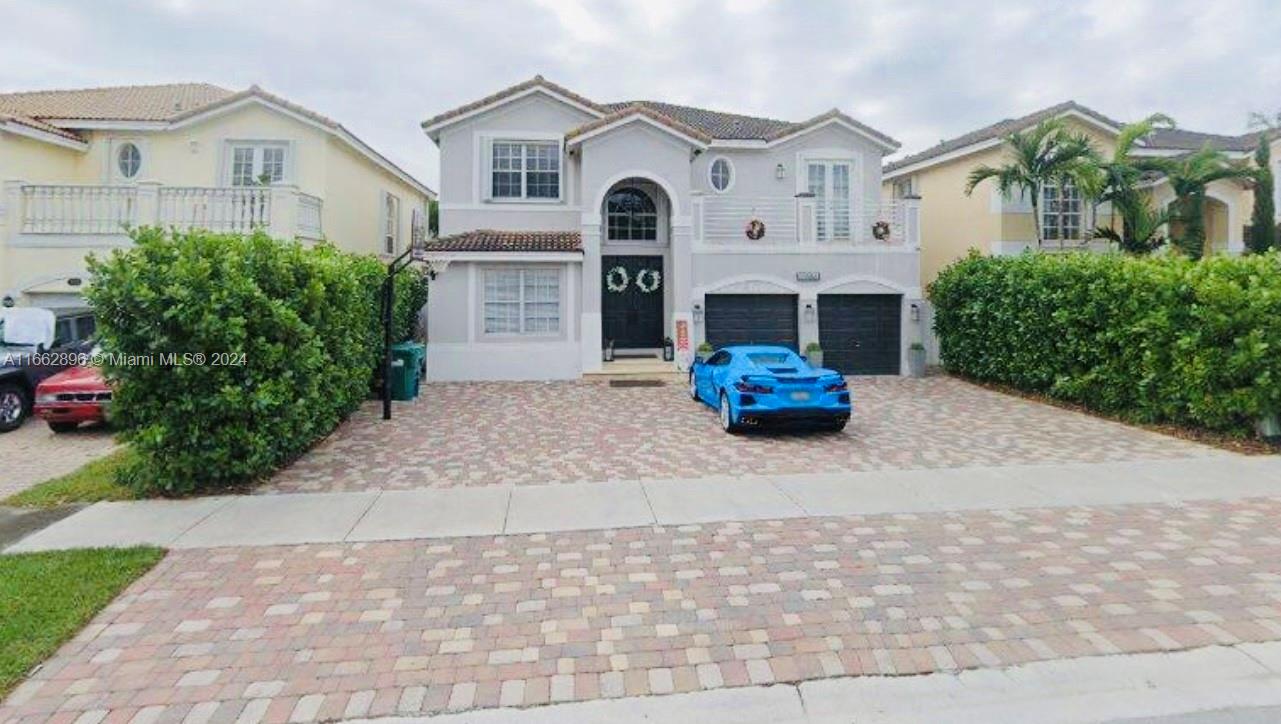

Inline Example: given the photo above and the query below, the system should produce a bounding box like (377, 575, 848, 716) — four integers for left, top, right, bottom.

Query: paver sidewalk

(4, 496, 1281, 722)
(8, 455, 1279, 553)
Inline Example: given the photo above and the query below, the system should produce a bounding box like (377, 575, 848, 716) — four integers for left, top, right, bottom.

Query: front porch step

(585, 358, 681, 379)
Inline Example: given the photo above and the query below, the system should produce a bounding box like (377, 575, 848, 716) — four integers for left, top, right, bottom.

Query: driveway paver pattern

(6, 496, 1280, 722)
(0, 422, 116, 500)
(265, 377, 1214, 494)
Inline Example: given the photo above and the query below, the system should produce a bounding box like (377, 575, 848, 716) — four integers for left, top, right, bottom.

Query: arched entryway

(600, 178, 672, 354)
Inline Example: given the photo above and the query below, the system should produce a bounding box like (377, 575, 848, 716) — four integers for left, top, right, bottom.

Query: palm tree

(1155, 145, 1254, 259)
(965, 118, 1100, 246)
(1087, 114, 1175, 254)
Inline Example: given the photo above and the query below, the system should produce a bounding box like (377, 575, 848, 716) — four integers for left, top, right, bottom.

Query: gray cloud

(3, 0, 1279, 190)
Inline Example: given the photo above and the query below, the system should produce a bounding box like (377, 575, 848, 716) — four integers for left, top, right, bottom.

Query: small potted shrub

(803, 341, 824, 368)
(695, 342, 713, 363)
(907, 341, 926, 378)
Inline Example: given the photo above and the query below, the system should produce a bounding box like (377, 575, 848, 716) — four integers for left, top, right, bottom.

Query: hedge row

(928, 251, 1281, 435)
(87, 228, 427, 495)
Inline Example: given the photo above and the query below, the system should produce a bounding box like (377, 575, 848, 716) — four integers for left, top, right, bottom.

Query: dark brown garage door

(704, 294, 799, 351)
(818, 294, 902, 375)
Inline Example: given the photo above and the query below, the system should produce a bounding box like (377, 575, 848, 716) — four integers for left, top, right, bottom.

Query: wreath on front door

(745, 218, 766, 240)
(635, 268, 662, 293)
(605, 266, 630, 293)
(872, 220, 892, 241)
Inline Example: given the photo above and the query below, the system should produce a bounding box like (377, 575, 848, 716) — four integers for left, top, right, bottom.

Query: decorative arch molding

(694, 274, 801, 298)
(814, 273, 920, 297)
(589, 169, 683, 220)
(18, 269, 91, 294)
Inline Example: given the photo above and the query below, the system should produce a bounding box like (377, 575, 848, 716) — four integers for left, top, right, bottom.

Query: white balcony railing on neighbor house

(694, 193, 920, 249)
(4, 181, 323, 241)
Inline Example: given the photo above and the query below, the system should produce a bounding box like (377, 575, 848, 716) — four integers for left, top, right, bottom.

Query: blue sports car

(689, 345, 851, 433)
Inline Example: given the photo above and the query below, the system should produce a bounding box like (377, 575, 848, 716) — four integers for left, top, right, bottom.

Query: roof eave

(0, 120, 88, 151)
(421, 84, 607, 140)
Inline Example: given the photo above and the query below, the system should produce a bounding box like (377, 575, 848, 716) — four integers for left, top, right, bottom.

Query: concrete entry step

(585, 356, 681, 380)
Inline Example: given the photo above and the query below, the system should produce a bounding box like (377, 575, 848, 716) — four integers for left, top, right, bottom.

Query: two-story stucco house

(0, 83, 434, 309)
(881, 101, 1270, 289)
(420, 76, 922, 381)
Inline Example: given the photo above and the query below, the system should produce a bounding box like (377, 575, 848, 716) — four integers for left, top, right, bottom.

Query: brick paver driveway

(0, 422, 116, 500)
(6, 496, 1279, 722)
(266, 376, 1214, 494)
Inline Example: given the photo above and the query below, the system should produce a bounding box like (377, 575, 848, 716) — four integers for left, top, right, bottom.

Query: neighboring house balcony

(692, 193, 920, 253)
(2, 180, 324, 248)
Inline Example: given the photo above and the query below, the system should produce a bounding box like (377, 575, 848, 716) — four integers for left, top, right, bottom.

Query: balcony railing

(6, 182, 323, 241)
(695, 194, 920, 249)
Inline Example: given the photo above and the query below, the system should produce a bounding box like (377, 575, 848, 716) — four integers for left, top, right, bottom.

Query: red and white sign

(675, 319, 689, 352)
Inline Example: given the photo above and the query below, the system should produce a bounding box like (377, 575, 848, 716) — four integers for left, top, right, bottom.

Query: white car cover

(0, 307, 56, 348)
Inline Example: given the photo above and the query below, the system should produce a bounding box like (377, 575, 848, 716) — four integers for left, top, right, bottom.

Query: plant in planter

(907, 342, 927, 378)
(695, 342, 714, 363)
(803, 342, 824, 368)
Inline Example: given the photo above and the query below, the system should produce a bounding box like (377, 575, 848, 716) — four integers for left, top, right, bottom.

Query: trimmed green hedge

(87, 228, 425, 495)
(928, 251, 1281, 435)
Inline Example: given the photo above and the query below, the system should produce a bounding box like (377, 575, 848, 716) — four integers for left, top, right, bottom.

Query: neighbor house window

(1042, 181, 1083, 241)
(708, 157, 734, 192)
(229, 143, 288, 186)
(382, 192, 400, 254)
(490, 141, 560, 200)
(483, 268, 560, 334)
(606, 187, 657, 241)
(116, 142, 142, 179)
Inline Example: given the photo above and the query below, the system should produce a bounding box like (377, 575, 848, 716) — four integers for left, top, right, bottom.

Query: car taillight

(734, 381, 773, 394)
(824, 380, 848, 392)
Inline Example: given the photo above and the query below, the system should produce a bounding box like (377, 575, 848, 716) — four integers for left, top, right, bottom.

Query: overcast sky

(4, 0, 1279, 190)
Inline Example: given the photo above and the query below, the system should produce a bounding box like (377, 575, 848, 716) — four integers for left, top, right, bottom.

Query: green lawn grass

(0, 546, 164, 699)
(3, 448, 137, 508)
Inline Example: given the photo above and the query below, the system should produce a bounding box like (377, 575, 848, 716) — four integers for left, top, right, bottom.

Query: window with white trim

(228, 143, 288, 186)
(807, 160, 853, 241)
(382, 192, 400, 254)
(708, 157, 733, 192)
(116, 142, 142, 179)
(490, 141, 561, 200)
(1041, 181, 1083, 241)
(483, 268, 560, 335)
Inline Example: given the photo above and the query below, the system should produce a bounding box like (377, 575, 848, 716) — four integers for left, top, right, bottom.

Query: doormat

(609, 379, 666, 388)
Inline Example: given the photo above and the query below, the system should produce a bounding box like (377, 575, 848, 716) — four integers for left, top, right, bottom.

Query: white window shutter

(481, 137, 493, 201)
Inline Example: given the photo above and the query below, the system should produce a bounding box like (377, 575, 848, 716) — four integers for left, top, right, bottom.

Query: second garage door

(704, 294, 799, 350)
(818, 294, 902, 375)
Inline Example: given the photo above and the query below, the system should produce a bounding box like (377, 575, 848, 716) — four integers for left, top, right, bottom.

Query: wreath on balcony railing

(635, 269, 662, 294)
(605, 266, 630, 293)
(872, 220, 892, 241)
(745, 218, 766, 240)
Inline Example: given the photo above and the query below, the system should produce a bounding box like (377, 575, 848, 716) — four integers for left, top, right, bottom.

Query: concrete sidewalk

(345, 643, 1281, 723)
(5, 454, 1279, 553)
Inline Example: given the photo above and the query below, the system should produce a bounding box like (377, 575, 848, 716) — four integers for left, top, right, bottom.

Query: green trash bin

(392, 341, 426, 377)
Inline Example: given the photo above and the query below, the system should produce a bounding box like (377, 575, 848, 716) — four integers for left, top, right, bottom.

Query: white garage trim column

(580, 220, 604, 373)
(799, 291, 818, 352)
(670, 216, 694, 370)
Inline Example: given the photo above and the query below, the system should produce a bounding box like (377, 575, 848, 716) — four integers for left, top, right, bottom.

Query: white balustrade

(698, 194, 920, 248)
(19, 184, 137, 234)
(158, 187, 272, 233)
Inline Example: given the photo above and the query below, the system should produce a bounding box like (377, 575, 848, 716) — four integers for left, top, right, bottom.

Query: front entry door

(602, 255, 664, 349)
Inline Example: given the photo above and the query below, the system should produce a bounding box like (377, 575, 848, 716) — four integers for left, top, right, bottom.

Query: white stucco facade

(421, 79, 922, 381)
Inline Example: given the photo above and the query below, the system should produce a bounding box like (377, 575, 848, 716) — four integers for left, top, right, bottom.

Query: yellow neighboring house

(0, 83, 435, 309)
(881, 101, 1274, 288)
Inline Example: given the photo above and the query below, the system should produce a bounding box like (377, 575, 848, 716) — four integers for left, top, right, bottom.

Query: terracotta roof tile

(601, 100, 793, 141)
(565, 103, 712, 144)
(765, 108, 900, 149)
(0, 82, 233, 121)
(425, 229, 583, 253)
(0, 112, 84, 142)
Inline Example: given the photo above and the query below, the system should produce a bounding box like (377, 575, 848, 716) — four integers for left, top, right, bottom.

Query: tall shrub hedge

(87, 228, 425, 495)
(929, 251, 1281, 435)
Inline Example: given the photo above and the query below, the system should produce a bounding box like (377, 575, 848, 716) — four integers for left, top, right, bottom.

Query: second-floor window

(606, 187, 657, 241)
(1042, 181, 1082, 241)
(491, 141, 560, 200)
(807, 161, 853, 242)
(230, 143, 288, 186)
(382, 192, 400, 254)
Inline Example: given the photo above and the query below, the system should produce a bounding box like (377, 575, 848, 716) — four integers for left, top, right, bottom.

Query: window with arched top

(606, 187, 658, 241)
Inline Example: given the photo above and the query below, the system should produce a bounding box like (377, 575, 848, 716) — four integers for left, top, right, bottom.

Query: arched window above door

(606, 187, 657, 241)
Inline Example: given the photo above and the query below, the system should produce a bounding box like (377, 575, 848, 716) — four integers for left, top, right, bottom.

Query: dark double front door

(602, 255, 664, 349)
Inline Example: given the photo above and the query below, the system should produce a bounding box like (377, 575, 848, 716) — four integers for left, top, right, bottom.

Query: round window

(116, 142, 141, 179)
(709, 157, 733, 192)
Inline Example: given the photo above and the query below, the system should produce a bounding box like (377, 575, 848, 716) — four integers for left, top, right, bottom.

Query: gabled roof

(1145, 128, 1257, 153)
(0, 82, 433, 197)
(425, 229, 583, 253)
(884, 101, 1125, 176)
(565, 103, 712, 147)
(421, 75, 898, 150)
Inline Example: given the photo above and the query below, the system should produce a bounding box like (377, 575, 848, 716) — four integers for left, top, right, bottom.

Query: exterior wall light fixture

(775, 163, 786, 180)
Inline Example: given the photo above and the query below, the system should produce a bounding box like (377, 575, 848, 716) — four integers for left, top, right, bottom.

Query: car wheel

(689, 371, 700, 402)
(825, 418, 849, 433)
(48, 421, 80, 433)
(719, 392, 741, 433)
(0, 383, 29, 433)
